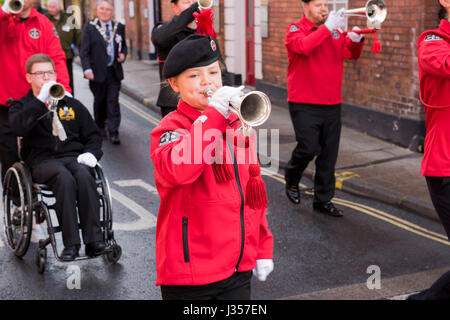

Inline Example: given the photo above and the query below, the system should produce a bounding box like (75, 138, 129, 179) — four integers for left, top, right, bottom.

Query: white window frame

(328, 0, 348, 30)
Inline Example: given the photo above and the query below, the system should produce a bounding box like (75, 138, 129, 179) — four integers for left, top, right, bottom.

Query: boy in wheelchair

(8, 53, 109, 261)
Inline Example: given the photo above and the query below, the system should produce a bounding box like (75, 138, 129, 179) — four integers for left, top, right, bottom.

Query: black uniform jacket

(151, 2, 198, 108)
(80, 20, 127, 83)
(9, 90, 103, 166)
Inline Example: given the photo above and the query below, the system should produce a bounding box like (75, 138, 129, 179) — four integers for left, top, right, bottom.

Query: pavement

(115, 58, 437, 223)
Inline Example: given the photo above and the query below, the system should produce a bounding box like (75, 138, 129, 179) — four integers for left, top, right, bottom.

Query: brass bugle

(204, 87, 271, 133)
(344, 0, 387, 29)
(198, 0, 213, 10)
(8, 0, 24, 14)
(49, 83, 66, 100)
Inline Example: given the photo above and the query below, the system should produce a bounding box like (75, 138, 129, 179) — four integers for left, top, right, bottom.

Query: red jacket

(150, 100, 274, 286)
(0, 8, 70, 106)
(285, 16, 365, 105)
(418, 20, 450, 177)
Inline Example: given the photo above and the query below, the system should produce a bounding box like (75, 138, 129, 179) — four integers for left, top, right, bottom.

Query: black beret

(163, 34, 221, 78)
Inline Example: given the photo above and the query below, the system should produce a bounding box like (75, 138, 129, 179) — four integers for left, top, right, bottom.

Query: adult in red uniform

(408, 1, 450, 300)
(284, 0, 365, 216)
(0, 0, 70, 178)
(150, 35, 274, 300)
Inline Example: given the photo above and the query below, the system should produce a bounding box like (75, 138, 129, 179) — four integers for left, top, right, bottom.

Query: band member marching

(284, 0, 365, 217)
(407, 0, 450, 300)
(150, 35, 274, 300)
(417, 0, 450, 243)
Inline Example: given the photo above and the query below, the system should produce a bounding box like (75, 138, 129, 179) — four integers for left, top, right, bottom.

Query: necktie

(105, 23, 113, 66)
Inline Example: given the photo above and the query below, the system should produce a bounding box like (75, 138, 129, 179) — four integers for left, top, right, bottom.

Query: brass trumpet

(344, 0, 387, 29)
(204, 88, 271, 134)
(7, 0, 24, 14)
(198, 0, 213, 10)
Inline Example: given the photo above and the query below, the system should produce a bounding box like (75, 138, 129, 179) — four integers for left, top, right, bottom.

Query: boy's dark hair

(25, 54, 55, 74)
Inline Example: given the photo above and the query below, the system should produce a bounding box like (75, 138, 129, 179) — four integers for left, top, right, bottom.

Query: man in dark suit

(80, 0, 127, 145)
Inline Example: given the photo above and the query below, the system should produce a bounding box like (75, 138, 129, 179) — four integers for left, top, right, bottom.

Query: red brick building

(77, 1, 443, 149)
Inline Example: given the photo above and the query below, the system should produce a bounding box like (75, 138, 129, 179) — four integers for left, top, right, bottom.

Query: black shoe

(313, 201, 343, 217)
(85, 241, 111, 257)
(110, 134, 120, 145)
(285, 183, 301, 205)
(61, 245, 80, 261)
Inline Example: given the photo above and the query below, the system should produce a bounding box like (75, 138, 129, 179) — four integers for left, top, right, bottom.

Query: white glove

(2, 0, 10, 13)
(77, 152, 97, 168)
(208, 85, 245, 119)
(37, 81, 57, 104)
(324, 8, 346, 32)
(347, 26, 363, 42)
(252, 259, 274, 281)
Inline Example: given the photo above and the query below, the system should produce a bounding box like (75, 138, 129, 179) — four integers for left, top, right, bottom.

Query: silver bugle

(8, 0, 24, 14)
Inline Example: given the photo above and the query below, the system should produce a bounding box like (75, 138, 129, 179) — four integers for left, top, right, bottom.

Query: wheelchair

(2, 160, 122, 273)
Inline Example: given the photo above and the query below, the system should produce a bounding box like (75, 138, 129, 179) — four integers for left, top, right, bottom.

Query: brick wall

(262, 0, 441, 121)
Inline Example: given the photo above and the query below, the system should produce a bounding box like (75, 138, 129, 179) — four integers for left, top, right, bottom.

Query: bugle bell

(49, 83, 66, 101)
(204, 88, 271, 134)
(7, 0, 24, 14)
(344, 0, 387, 29)
(197, 0, 213, 10)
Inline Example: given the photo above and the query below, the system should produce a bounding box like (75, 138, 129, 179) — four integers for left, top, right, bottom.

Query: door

(245, 0, 255, 86)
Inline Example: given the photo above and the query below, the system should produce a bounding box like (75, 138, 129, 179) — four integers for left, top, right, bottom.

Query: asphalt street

(0, 64, 449, 300)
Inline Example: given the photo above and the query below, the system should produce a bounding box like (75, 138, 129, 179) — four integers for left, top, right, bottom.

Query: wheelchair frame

(2, 161, 122, 273)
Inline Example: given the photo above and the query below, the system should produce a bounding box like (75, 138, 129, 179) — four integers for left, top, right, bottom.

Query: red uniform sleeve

(343, 36, 365, 60)
(257, 213, 274, 259)
(285, 24, 332, 56)
(150, 107, 228, 188)
(42, 17, 71, 93)
(418, 34, 450, 79)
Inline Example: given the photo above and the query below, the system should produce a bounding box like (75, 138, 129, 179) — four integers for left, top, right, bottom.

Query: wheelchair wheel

(105, 244, 122, 264)
(2, 163, 33, 258)
(35, 246, 47, 274)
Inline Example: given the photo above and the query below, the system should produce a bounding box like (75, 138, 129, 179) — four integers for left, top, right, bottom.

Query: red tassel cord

(342, 28, 382, 53)
(193, 8, 217, 38)
(211, 139, 234, 184)
(246, 164, 268, 210)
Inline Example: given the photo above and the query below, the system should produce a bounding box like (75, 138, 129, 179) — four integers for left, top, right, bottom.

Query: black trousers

(160, 271, 252, 300)
(89, 67, 121, 136)
(425, 177, 450, 241)
(31, 157, 103, 248)
(285, 102, 341, 203)
(67, 58, 74, 96)
(160, 105, 177, 119)
(0, 105, 19, 180)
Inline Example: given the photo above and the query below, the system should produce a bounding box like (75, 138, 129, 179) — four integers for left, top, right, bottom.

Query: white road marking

(110, 187, 157, 231)
(113, 179, 159, 195)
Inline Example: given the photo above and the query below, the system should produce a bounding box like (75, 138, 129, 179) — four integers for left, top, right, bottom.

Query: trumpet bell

(198, 0, 213, 10)
(239, 92, 271, 128)
(49, 83, 66, 100)
(344, 0, 387, 29)
(8, 0, 24, 14)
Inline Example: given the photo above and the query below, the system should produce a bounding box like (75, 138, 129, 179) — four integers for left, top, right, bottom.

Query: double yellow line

(119, 96, 450, 247)
(261, 168, 449, 247)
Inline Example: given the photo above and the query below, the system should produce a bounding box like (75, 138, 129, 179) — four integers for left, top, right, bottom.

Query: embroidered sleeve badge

(424, 34, 443, 41)
(159, 131, 181, 146)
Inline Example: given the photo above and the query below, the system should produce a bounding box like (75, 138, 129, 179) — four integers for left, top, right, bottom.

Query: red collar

(300, 15, 318, 31)
(177, 100, 203, 122)
(439, 19, 450, 36)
